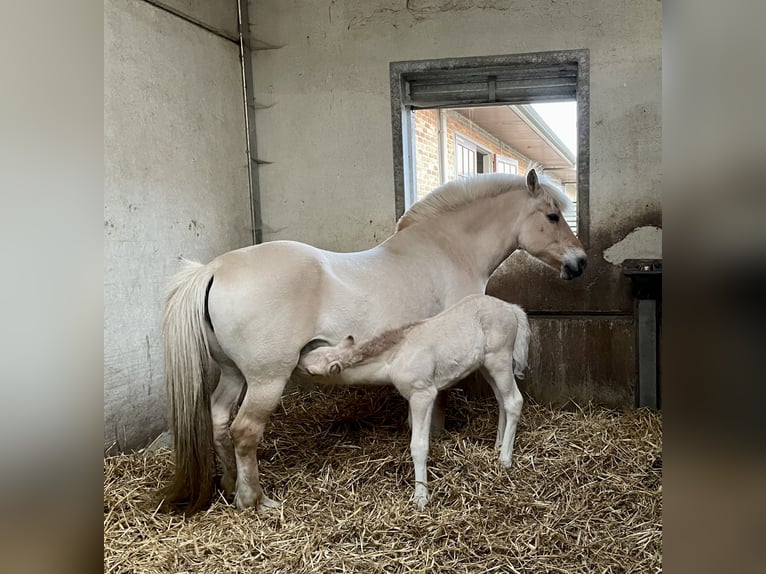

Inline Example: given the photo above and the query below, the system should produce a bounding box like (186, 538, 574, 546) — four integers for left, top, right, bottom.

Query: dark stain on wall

(482, 209, 659, 406)
(523, 316, 636, 408)
(459, 316, 636, 409)
(488, 208, 661, 313)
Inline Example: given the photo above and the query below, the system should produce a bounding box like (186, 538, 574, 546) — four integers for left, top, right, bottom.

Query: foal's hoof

(500, 456, 513, 469)
(411, 487, 429, 509)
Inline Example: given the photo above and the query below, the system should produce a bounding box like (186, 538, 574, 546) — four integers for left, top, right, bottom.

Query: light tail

(510, 304, 530, 379)
(161, 258, 216, 514)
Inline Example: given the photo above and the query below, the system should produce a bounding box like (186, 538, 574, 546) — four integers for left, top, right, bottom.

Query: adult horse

(162, 168, 586, 513)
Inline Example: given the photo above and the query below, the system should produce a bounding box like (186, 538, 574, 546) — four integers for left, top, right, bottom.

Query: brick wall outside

(413, 109, 563, 201)
(445, 110, 532, 183)
(413, 109, 441, 199)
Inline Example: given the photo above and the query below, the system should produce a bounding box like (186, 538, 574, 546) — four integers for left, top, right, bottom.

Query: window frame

(495, 154, 519, 175)
(389, 50, 589, 246)
(455, 132, 491, 179)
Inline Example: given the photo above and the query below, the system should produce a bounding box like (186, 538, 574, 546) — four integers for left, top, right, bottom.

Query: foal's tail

(161, 258, 216, 514)
(510, 304, 531, 380)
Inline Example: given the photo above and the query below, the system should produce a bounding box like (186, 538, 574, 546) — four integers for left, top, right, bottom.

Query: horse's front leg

(409, 390, 447, 436)
(230, 375, 287, 511)
(210, 364, 245, 497)
(408, 387, 437, 509)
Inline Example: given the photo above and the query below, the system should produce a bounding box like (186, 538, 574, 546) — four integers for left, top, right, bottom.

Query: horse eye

(547, 213, 560, 223)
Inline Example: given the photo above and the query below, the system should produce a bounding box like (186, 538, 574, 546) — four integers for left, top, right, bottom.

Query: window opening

(496, 155, 518, 174)
(391, 51, 589, 242)
(455, 133, 492, 179)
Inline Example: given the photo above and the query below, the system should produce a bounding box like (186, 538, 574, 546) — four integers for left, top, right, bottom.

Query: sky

(531, 101, 578, 158)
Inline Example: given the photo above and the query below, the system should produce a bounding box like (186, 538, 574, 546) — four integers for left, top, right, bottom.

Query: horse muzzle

(561, 253, 587, 280)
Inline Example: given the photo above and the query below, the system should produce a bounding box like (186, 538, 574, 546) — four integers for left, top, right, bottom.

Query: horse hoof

(500, 457, 513, 469)
(234, 489, 258, 510)
(257, 495, 281, 512)
(220, 473, 236, 497)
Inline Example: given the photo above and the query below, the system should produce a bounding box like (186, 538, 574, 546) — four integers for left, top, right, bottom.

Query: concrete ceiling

(455, 106, 577, 186)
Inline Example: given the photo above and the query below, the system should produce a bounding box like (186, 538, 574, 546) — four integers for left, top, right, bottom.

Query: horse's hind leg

(483, 355, 524, 468)
(480, 367, 506, 448)
(498, 379, 523, 468)
(210, 364, 245, 497)
(229, 376, 287, 510)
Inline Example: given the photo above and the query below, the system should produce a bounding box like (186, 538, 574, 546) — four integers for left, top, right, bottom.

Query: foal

(299, 294, 530, 508)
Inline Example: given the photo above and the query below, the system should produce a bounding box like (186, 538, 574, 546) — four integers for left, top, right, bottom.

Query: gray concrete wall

(250, 0, 661, 405)
(104, 0, 250, 451)
(156, 0, 239, 38)
(250, 0, 660, 253)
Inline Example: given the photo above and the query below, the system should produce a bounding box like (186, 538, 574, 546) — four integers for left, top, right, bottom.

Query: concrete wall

(251, 0, 661, 406)
(157, 0, 239, 38)
(104, 0, 251, 450)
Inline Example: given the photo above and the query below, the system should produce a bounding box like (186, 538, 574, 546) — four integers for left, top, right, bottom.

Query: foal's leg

(210, 364, 245, 496)
(229, 376, 287, 511)
(484, 357, 524, 468)
(408, 388, 437, 509)
(431, 390, 448, 437)
(497, 376, 523, 468)
(480, 367, 506, 448)
(408, 390, 447, 436)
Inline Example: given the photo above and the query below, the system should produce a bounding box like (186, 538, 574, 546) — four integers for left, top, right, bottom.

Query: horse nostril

(563, 257, 586, 279)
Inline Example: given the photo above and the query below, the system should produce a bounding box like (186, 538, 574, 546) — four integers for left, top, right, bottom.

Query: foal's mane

(396, 169, 571, 231)
(348, 322, 421, 365)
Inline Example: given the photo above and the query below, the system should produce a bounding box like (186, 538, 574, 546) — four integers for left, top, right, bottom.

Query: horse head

(517, 169, 587, 280)
(298, 335, 354, 376)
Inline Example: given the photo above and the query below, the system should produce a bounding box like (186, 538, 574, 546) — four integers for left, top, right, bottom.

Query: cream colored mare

(298, 294, 530, 508)
(162, 168, 586, 513)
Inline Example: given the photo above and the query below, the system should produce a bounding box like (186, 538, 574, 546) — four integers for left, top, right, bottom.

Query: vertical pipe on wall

(237, 0, 263, 244)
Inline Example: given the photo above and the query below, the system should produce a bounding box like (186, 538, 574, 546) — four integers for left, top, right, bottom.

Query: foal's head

(517, 169, 587, 280)
(298, 336, 355, 376)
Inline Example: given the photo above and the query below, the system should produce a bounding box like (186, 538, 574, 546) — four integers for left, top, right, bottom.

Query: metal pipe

(237, 0, 263, 244)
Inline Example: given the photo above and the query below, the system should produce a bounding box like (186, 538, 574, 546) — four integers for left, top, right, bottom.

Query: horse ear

(329, 361, 343, 375)
(526, 169, 539, 193)
(342, 335, 355, 347)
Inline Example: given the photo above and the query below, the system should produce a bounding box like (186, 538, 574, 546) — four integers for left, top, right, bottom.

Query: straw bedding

(104, 387, 662, 573)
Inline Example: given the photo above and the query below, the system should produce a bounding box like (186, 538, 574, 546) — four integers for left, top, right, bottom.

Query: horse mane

(347, 322, 421, 365)
(396, 167, 572, 231)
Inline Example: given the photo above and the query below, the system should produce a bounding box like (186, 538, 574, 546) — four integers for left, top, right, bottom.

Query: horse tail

(161, 258, 216, 514)
(510, 304, 531, 380)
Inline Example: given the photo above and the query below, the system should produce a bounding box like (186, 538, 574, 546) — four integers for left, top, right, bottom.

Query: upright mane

(396, 168, 572, 231)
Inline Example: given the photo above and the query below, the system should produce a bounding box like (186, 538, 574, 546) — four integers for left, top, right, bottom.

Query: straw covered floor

(104, 387, 662, 573)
